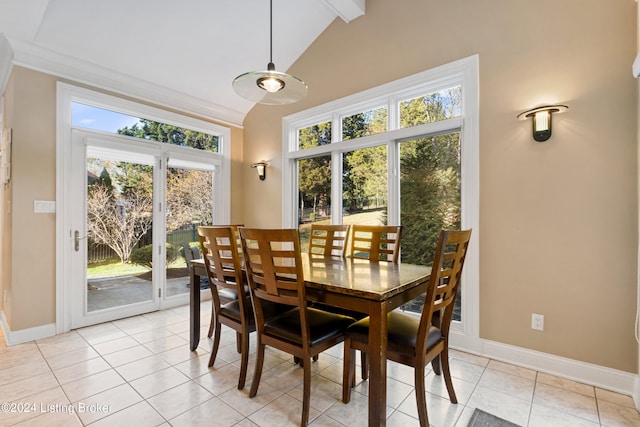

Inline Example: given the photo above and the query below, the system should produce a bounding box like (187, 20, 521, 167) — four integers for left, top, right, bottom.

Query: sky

(72, 102, 141, 133)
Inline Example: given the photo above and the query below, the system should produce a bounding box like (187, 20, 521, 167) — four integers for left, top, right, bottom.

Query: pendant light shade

(232, 0, 308, 105)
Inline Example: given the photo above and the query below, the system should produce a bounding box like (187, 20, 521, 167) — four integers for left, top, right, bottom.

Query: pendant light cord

(269, 0, 274, 65)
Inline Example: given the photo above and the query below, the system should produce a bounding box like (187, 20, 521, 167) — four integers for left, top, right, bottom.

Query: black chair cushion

(346, 311, 442, 356)
(220, 298, 291, 327)
(264, 308, 356, 347)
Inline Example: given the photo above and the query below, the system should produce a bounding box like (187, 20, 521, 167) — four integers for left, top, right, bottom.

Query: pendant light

(232, 0, 308, 105)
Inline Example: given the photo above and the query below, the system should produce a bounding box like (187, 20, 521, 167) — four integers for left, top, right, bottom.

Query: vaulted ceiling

(0, 0, 365, 125)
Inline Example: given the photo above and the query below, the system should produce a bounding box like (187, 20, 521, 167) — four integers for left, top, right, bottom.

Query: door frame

(56, 83, 231, 333)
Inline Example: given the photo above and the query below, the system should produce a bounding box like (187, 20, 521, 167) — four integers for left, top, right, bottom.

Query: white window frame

(56, 82, 231, 333)
(282, 55, 480, 350)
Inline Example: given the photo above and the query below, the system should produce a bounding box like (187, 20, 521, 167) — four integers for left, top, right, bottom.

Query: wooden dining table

(189, 254, 432, 427)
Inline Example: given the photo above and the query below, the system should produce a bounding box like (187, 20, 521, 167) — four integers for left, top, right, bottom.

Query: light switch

(34, 200, 56, 213)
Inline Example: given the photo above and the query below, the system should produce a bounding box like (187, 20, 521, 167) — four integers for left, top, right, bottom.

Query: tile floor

(0, 302, 639, 427)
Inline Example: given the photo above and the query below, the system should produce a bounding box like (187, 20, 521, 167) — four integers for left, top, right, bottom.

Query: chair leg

(414, 363, 430, 427)
(301, 358, 311, 426)
(236, 332, 242, 353)
(342, 338, 355, 403)
(249, 343, 265, 398)
(207, 320, 222, 367)
(207, 301, 215, 338)
(237, 332, 250, 389)
(431, 353, 442, 376)
(441, 347, 458, 404)
(360, 350, 368, 381)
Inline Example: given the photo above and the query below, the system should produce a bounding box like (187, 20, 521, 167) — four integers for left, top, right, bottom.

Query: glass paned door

(71, 131, 160, 328)
(165, 167, 214, 298)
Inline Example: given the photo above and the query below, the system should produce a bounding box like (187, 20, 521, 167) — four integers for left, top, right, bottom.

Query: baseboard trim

(468, 339, 636, 397)
(0, 312, 56, 346)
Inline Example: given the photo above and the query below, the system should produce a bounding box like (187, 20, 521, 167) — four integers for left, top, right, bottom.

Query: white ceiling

(0, 0, 364, 125)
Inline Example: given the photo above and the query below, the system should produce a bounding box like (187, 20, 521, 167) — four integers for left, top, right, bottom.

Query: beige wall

(0, 67, 57, 330)
(0, 66, 244, 332)
(243, 0, 639, 372)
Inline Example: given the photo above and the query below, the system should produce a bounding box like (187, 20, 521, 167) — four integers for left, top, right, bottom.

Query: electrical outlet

(531, 313, 544, 331)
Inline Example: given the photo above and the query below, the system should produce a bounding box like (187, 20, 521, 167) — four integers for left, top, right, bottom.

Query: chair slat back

(308, 224, 350, 258)
(197, 226, 244, 294)
(417, 229, 472, 351)
(240, 228, 305, 308)
(349, 225, 402, 263)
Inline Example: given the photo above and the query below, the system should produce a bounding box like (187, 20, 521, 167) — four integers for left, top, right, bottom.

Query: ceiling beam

(322, 0, 365, 23)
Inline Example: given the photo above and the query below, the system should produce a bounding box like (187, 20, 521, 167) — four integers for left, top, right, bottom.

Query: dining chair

(198, 225, 289, 389)
(342, 229, 472, 427)
(203, 224, 243, 339)
(240, 227, 356, 426)
(349, 224, 402, 262)
(308, 223, 351, 257)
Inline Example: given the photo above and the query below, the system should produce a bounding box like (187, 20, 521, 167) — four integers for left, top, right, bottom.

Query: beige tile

(44, 346, 100, 371)
(36, 333, 91, 359)
(598, 399, 640, 427)
(130, 327, 176, 344)
(248, 393, 322, 427)
(486, 359, 537, 381)
(0, 372, 59, 402)
(53, 357, 111, 385)
(450, 349, 490, 368)
(529, 403, 600, 427)
(169, 397, 244, 427)
(467, 384, 531, 426)
(92, 336, 140, 356)
(287, 375, 345, 413)
(85, 401, 165, 427)
(76, 323, 127, 345)
(218, 381, 283, 417)
(74, 383, 142, 424)
(323, 390, 389, 427)
(115, 355, 171, 381)
(0, 386, 70, 426)
(395, 389, 464, 426)
(537, 372, 595, 397)
(11, 410, 82, 427)
(195, 363, 243, 395)
(0, 357, 50, 386)
(146, 381, 214, 420)
(144, 335, 189, 354)
(157, 345, 200, 365)
(424, 370, 477, 405)
(477, 367, 536, 402)
(596, 388, 636, 408)
(533, 382, 599, 423)
(103, 344, 155, 367)
(129, 367, 190, 398)
(0, 346, 44, 370)
(174, 353, 215, 379)
(61, 369, 125, 402)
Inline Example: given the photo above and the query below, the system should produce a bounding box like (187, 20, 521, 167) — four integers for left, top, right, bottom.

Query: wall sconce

(517, 104, 568, 142)
(251, 161, 268, 180)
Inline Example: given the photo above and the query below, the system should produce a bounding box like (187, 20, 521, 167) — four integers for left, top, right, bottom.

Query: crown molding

(0, 34, 14, 95)
(6, 37, 245, 127)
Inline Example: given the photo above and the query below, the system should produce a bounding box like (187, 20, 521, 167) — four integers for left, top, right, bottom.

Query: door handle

(74, 230, 87, 252)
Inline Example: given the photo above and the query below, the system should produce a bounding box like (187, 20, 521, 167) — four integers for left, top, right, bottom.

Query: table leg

(368, 301, 388, 426)
(189, 265, 200, 351)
